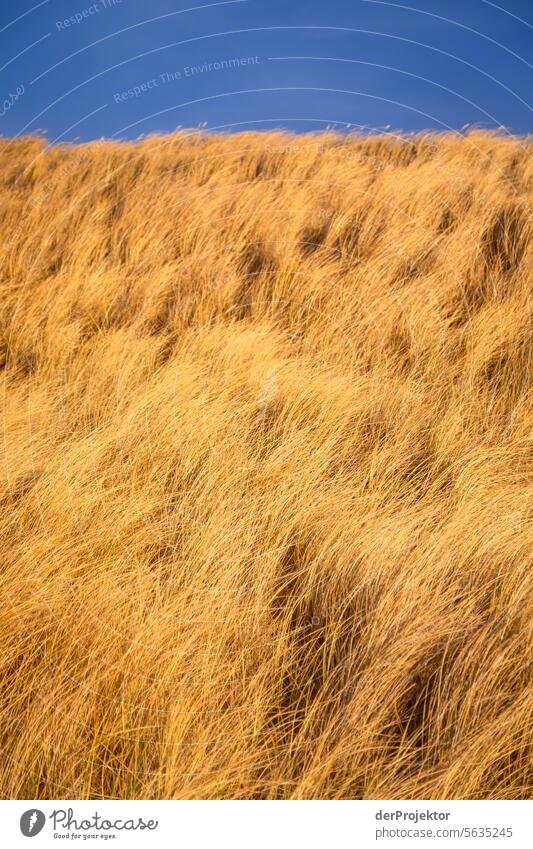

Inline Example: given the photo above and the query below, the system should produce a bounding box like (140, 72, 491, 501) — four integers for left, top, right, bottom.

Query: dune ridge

(0, 130, 531, 799)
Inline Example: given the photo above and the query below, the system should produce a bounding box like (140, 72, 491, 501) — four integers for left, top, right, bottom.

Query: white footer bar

(2, 799, 531, 848)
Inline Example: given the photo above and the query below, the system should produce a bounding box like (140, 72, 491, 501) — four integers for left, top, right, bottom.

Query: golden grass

(0, 130, 531, 800)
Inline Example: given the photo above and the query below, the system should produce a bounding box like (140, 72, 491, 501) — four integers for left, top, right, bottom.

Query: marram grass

(0, 131, 531, 799)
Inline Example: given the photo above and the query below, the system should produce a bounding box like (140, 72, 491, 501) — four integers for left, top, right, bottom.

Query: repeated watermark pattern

(113, 57, 261, 104)
(0, 84, 24, 117)
(55, 0, 123, 31)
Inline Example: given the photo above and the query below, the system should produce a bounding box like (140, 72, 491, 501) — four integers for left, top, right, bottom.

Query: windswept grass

(0, 130, 531, 799)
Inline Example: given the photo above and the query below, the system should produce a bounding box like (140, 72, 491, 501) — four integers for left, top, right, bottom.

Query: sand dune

(0, 130, 531, 799)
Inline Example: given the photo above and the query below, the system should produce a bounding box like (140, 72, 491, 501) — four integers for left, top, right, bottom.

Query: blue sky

(0, 0, 531, 141)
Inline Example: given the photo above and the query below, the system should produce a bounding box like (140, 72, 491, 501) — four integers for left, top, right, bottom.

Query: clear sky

(0, 0, 531, 141)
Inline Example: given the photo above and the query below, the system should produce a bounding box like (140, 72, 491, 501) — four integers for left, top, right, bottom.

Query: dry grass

(0, 130, 532, 800)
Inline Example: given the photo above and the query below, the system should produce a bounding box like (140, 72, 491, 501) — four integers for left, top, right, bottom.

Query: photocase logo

(20, 810, 46, 837)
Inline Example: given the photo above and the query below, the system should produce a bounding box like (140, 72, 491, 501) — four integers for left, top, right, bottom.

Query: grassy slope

(0, 131, 531, 799)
